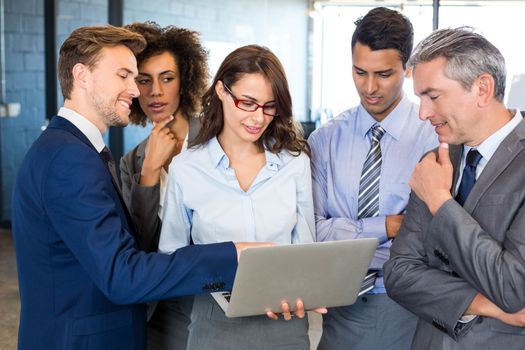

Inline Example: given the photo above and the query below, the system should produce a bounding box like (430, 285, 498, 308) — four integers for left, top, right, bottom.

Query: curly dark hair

(190, 44, 309, 156)
(124, 21, 209, 126)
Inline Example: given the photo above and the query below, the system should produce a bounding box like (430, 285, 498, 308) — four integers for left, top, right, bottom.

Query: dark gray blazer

(384, 116, 525, 349)
(119, 116, 201, 252)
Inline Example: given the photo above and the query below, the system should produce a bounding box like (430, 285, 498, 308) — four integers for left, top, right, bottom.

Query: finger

(437, 142, 451, 166)
(153, 115, 174, 131)
(266, 310, 279, 321)
(423, 151, 437, 162)
(294, 299, 305, 319)
(312, 307, 328, 314)
(234, 242, 274, 260)
(281, 301, 292, 321)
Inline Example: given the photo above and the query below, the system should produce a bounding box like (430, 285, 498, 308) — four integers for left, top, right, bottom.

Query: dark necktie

(100, 146, 120, 190)
(358, 124, 386, 219)
(455, 149, 482, 206)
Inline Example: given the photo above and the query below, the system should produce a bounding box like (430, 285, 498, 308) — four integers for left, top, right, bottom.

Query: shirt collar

(208, 136, 283, 170)
(209, 137, 228, 168)
(58, 107, 106, 152)
(463, 109, 522, 162)
(357, 94, 412, 141)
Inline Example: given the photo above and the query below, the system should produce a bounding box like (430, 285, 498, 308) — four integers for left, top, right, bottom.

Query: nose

(365, 76, 378, 95)
(418, 100, 434, 121)
(129, 80, 140, 98)
(151, 79, 163, 96)
(251, 106, 265, 123)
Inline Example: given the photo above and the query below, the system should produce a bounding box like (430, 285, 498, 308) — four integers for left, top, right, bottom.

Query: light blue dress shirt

(159, 137, 315, 253)
(308, 95, 438, 293)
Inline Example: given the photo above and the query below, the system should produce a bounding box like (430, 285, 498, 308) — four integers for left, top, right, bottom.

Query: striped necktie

(358, 124, 386, 219)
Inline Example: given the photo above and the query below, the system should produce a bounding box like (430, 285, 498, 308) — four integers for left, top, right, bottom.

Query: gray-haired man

(385, 27, 525, 350)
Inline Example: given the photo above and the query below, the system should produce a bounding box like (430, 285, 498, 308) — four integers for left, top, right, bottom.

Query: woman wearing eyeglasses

(158, 45, 315, 349)
(119, 22, 208, 350)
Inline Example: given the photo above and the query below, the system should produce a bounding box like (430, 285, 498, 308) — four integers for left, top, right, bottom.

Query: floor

(0, 229, 321, 349)
(0, 230, 19, 350)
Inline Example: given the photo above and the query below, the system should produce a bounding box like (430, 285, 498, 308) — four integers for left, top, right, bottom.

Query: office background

(1, 0, 525, 227)
(2, 1, 525, 348)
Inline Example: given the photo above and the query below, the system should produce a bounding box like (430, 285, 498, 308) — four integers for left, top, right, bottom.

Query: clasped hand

(409, 143, 453, 215)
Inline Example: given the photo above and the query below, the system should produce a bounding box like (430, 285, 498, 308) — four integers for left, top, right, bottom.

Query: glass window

(311, 2, 434, 124)
(439, 1, 525, 110)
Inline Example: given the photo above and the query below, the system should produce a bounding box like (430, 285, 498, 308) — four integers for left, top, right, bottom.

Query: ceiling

(314, 0, 525, 5)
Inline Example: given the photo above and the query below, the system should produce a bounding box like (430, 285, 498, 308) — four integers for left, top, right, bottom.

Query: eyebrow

(119, 68, 137, 77)
(236, 92, 275, 104)
(353, 65, 395, 75)
(137, 70, 176, 77)
(418, 87, 440, 96)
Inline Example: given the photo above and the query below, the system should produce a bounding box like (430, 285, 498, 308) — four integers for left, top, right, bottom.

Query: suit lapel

(49, 116, 138, 235)
(188, 115, 201, 144)
(463, 118, 525, 212)
(135, 138, 147, 174)
(49, 116, 96, 151)
(52, 117, 124, 194)
(450, 144, 463, 191)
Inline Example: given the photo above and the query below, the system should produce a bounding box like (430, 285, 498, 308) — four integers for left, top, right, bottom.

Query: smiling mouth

(118, 100, 131, 110)
(244, 125, 262, 134)
(432, 121, 449, 132)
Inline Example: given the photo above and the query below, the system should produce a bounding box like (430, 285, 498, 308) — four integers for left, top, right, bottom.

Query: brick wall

(0, 0, 110, 222)
(1, 0, 45, 222)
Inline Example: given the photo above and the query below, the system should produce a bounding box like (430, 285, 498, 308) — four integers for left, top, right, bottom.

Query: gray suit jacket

(384, 117, 525, 349)
(119, 116, 201, 252)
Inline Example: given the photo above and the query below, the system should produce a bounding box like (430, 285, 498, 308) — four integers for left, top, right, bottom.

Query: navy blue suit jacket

(12, 116, 237, 350)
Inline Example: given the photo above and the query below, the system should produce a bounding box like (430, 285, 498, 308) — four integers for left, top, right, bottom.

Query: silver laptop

(211, 238, 378, 318)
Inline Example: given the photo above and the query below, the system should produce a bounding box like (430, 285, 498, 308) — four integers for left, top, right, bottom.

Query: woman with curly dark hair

(119, 21, 208, 349)
(158, 45, 315, 349)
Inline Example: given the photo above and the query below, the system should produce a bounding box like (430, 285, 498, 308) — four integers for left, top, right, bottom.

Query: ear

(405, 67, 412, 79)
(72, 63, 89, 90)
(215, 80, 226, 102)
(476, 73, 495, 108)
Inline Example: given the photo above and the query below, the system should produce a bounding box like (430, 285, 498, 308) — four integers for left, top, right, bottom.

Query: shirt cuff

(459, 315, 477, 323)
(454, 315, 478, 337)
(361, 216, 388, 244)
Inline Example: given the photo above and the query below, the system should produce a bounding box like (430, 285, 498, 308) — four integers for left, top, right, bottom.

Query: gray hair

(408, 27, 506, 102)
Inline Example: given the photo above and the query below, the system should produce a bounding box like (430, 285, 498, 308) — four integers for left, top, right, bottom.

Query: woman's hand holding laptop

(266, 299, 328, 321)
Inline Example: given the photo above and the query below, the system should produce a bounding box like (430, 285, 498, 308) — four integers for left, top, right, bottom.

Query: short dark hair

(58, 25, 146, 100)
(190, 45, 308, 156)
(351, 7, 413, 69)
(125, 21, 209, 125)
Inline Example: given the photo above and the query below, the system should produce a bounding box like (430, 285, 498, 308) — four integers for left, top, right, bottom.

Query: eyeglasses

(223, 83, 279, 117)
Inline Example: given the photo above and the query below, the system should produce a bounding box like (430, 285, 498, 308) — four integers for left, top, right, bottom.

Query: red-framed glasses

(223, 83, 279, 117)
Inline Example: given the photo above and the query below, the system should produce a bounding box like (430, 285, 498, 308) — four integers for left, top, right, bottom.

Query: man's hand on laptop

(266, 299, 328, 321)
(234, 242, 274, 261)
